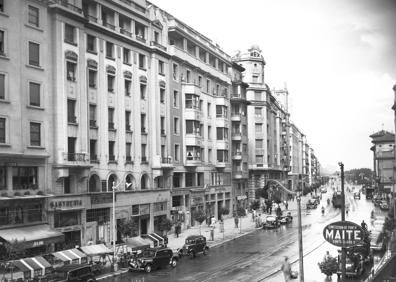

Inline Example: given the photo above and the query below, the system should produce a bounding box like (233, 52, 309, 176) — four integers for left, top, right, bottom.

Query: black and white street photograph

(0, 0, 396, 281)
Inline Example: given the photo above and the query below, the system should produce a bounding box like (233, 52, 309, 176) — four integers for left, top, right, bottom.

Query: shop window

(12, 167, 38, 190)
(54, 211, 80, 227)
(86, 208, 110, 223)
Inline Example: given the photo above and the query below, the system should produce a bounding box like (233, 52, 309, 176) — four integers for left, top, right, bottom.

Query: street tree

(0, 239, 26, 261)
(117, 218, 138, 239)
(192, 210, 206, 235)
(318, 254, 338, 279)
(158, 217, 173, 236)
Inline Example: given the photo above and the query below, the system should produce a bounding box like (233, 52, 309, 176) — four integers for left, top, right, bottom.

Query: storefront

(0, 224, 64, 257)
(205, 186, 233, 220)
(190, 189, 205, 226)
(47, 196, 88, 250)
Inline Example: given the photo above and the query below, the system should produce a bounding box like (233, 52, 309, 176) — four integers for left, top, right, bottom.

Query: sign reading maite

(323, 221, 364, 247)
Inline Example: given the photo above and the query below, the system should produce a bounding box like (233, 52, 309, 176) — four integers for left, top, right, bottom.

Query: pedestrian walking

(284, 201, 289, 210)
(281, 256, 291, 281)
(234, 216, 239, 228)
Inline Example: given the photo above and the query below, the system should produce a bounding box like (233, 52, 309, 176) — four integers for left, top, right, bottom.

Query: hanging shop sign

(49, 199, 82, 210)
(323, 221, 364, 248)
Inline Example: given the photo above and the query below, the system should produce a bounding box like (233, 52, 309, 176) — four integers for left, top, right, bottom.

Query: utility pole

(299, 135, 305, 282)
(339, 162, 346, 280)
(392, 84, 396, 219)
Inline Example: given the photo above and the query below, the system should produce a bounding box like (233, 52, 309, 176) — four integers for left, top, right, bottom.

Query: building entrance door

(140, 217, 148, 235)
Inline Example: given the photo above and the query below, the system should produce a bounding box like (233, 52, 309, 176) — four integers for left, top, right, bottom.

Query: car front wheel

(145, 264, 152, 273)
(171, 259, 177, 268)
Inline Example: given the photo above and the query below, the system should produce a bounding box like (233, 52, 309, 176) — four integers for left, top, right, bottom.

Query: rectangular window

(255, 91, 262, 100)
(126, 143, 132, 162)
(108, 141, 115, 160)
(89, 104, 96, 127)
(87, 35, 96, 53)
(158, 60, 164, 75)
(173, 90, 179, 108)
(107, 75, 114, 92)
(90, 139, 97, 161)
(186, 120, 199, 135)
(198, 76, 202, 87)
(172, 64, 178, 80)
(208, 126, 211, 140)
(67, 99, 76, 123)
(0, 166, 6, 190)
(174, 144, 179, 161)
(256, 155, 264, 163)
(0, 30, 4, 55)
(206, 80, 210, 93)
(123, 47, 131, 64)
(255, 123, 262, 133)
(160, 87, 165, 103)
(66, 61, 76, 81)
(186, 70, 191, 83)
(140, 83, 146, 99)
(0, 118, 5, 143)
(138, 54, 146, 69)
(208, 149, 212, 163)
(207, 103, 211, 117)
(28, 42, 40, 66)
(141, 114, 146, 133)
(173, 117, 179, 135)
(125, 111, 131, 131)
(216, 127, 228, 140)
(255, 107, 262, 118)
(124, 79, 131, 96)
(64, 24, 75, 44)
(29, 82, 40, 107)
(217, 150, 228, 162)
(154, 31, 159, 43)
(30, 122, 41, 146)
(12, 167, 38, 190)
(86, 208, 110, 223)
(141, 144, 147, 161)
(0, 0, 3, 12)
(256, 139, 263, 149)
(160, 116, 165, 135)
(108, 108, 114, 129)
(106, 41, 114, 58)
(28, 6, 39, 27)
(88, 69, 96, 88)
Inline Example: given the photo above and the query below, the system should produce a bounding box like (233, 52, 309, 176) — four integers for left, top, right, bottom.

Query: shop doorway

(140, 217, 148, 235)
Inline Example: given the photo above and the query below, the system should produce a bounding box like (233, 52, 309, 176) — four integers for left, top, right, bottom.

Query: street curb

(96, 268, 129, 281)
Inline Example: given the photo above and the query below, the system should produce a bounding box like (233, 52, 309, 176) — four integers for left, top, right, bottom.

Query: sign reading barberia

(49, 199, 83, 210)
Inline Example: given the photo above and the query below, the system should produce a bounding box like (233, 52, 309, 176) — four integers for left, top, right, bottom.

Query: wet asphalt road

(103, 186, 386, 282)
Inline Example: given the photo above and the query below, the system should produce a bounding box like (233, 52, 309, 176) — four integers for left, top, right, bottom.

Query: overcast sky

(154, 0, 396, 173)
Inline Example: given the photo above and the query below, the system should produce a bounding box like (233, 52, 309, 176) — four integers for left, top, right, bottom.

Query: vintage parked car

(370, 230, 386, 251)
(379, 201, 390, 211)
(49, 264, 96, 282)
(178, 235, 209, 258)
(354, 192, 361, 200)
(129, 247, 178, 273)
(279, 212, 293, 224)
(306, 199, 318, 209)
(337, 254, 365, 278)
(312, 195, 321, 204)
(263, 215, 280, 229)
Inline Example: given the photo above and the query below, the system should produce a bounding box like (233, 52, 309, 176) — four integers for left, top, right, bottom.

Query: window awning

(144, 233, 164, 247)
(80, 243, 112, 256)
(0, 224, 64, 248)
(53, 248, 87, 264)
(124, 237, 151, 250)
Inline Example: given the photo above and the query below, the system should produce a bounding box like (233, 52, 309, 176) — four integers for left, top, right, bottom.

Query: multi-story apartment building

(0, 0, 174, 252)
(233, 46, 291, 200)
(289, 123, 304, 191)
(148, 4, 235, 227)
(370, 130, 395, 194)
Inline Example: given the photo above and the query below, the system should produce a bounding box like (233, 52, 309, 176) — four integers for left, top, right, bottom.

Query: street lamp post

(338, 162, 346, 280)
(112, 181, 123, 272)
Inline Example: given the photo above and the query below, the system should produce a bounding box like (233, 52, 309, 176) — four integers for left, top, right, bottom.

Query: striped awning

(80, 243, 112, 256)
(12, 256, 52, 278)
(53, 248, 87, 264)
(124, 237, 151, 250)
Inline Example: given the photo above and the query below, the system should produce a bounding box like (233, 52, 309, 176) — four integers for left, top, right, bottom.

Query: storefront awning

(12, 256, 51, 278)
(144, 233, 164, 247)
(53, 248, 87, 264)
(124, 237, 151, 250)
(0, 224, 64, 248)
(80, 243, 112, 256)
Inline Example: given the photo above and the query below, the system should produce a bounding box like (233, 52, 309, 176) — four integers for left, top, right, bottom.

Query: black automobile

(306, 199, 318, 209)
(129, 247, 178, 273)
(178, 235, 209, 258)
(49, 264, 96, 282)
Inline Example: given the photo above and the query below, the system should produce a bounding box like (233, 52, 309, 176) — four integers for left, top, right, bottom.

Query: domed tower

(233, 46, 269, 201)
